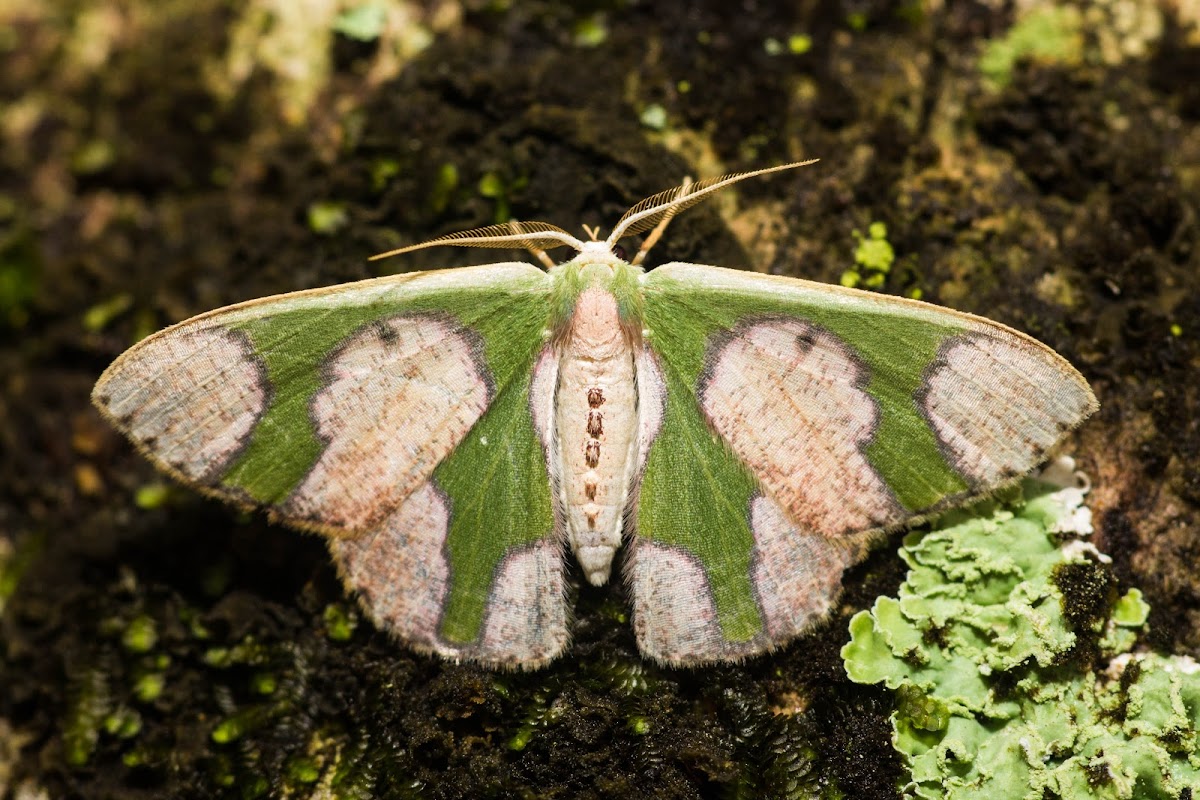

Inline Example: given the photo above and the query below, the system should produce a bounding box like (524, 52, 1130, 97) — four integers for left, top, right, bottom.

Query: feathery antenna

(606, 160, 819, 248)
(370, 221, 585, 269)
(368, 160, 819, 267)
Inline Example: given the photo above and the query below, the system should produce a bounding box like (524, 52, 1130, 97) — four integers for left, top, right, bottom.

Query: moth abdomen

(554, 284, 640, 587)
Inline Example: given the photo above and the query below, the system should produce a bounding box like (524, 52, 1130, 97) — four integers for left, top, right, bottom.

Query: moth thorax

(556, 286, 639, 586)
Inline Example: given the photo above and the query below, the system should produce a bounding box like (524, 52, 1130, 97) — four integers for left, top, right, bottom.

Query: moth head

(370, 159, 819, 269)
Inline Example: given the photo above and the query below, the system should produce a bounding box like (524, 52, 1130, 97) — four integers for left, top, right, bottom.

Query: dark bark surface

(2, 1, 1198, 797)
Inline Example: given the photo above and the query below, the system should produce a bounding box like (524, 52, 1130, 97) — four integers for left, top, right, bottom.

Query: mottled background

(1, 1, 1198, 798)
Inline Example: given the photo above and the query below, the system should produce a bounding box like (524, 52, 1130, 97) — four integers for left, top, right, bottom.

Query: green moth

(92, 162, 1097, 668)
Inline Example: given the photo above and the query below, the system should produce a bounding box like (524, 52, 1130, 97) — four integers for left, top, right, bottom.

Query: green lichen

(332, 4, 387, 42)
(1112, 588, 1150, 628)
(842, 463, 1200, 798)
(639, 104, 668, 131)
(846, 11, 868, 32)
(252, 671, 278, 695)
(211, 706, 273, 744)
(70, 138, 116, 175)
(286, 755, 321, 784)
(765, 33, 812, 56)
(979, 6, 1083, 89)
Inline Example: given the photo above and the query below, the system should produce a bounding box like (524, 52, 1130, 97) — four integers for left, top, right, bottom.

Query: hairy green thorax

(548, 257, 645, 330)
(609, 260, 645, 323)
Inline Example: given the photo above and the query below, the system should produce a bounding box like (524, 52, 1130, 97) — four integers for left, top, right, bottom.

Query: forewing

(94, 263, 569, 667)
(628, 263, 1096, 664)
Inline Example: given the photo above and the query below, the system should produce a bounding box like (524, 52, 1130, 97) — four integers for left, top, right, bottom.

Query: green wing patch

(633, 349, 765, 650)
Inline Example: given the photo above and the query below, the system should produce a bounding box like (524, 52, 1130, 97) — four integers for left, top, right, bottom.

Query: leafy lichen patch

(844, 461, 1200, 798)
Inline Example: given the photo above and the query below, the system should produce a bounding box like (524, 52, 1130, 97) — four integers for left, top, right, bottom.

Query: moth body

(553, 264, 641, 586)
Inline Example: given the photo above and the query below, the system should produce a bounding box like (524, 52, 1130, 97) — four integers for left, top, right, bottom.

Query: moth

(92, 162, 1097, 668)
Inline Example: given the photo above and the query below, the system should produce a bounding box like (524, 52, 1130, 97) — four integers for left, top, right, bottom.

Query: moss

(121, 614, 158, 653)
(788, 34, 812, 55)
(427, 162, 459, 215)
(1053, 558, 1117, 643)
(476, 170, 527, 224)
(103, 706, 142, 739)
(132, 672, 165, 702)
(0, 231, 40, 329)
(842, 222, 895, 289)
(307, 201, 350, 235)
(62, 667, 111, 766)
(133, 482, 171, 510)
(370, 158, 401, 192)
(843, 462, 1200, 798)
(572, 14, 608, 48)
(322, 603, 358, 641)
(82, 293, 133, 333)
(0, 532, 42, 612)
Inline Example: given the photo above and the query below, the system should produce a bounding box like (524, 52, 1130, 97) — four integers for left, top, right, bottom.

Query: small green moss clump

(842, 221, 894, 289)
(323, 603, 357, 641)
(842, 460, 1200, 798)
(306, 200, 350, 235)
(0, 231, 42, 329)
